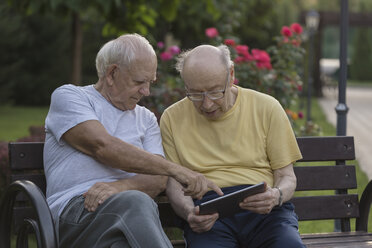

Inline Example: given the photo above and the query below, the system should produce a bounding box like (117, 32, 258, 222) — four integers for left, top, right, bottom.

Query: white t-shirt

(44, 84, 164, 223)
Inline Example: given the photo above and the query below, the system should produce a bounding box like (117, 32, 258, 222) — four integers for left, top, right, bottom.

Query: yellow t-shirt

(160, 86, 302, 187)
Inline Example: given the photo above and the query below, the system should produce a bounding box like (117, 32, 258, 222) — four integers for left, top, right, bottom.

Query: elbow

(292, 174, 297, 189)
(148, 176, 168, 198)
(89, 136, 112, 163)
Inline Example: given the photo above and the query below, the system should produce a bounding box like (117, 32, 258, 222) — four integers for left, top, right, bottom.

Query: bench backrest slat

(294, 165, 357, 191)
(9, 142, 44, 170)
(290, 194, 359, 220)
(297, 136, 355, 161)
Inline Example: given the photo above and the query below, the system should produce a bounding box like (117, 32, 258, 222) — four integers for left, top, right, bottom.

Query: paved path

(318, 86, 372, 179)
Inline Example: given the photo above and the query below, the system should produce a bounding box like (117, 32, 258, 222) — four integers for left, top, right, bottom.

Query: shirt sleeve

(159, 110, 182, 165)
(266, 100, 302, 169)
(142, 111, 165, 157)
(45, 85, 99, 144)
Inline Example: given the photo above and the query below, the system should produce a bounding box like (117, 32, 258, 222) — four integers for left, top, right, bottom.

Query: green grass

(0, 105, 49, 141)
(293, 97, 372, 234)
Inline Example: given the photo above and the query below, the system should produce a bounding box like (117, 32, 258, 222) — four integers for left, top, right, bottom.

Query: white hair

(95, 33, 155, 78)
(175, 44, 233, 75)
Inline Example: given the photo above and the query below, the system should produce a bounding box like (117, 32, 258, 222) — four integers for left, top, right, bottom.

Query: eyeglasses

(185, 75, 230, 102)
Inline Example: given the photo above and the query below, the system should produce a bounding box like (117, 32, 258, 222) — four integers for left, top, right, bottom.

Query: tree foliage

(1, 0, 294, 106)
(350, 27, 372, 81)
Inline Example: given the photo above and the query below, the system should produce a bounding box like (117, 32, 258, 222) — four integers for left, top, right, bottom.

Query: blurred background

(1, 0, 371, 109)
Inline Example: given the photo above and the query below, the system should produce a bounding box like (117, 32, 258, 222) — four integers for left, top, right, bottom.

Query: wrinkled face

(106, 54, 157, 111)
(183, 67, 233, 120)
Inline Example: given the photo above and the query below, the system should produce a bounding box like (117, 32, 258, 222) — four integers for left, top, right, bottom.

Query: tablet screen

(198, 182, 266, 218)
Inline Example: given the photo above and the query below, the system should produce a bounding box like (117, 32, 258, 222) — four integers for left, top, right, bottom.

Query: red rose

(251, 49, 272, 69)
(169, 46, 180, 55)
(224, 39, 236, 46)
(160, 51, 172, 61)
(205, 27, 219, 38)
(281, 26, 292, 37)
(290, 23, 303, 34)
(235, 45, 249, 55)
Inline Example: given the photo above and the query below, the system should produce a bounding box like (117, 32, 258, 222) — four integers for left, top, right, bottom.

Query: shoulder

(51, 84, 89, 100)
(135, 104, 158, 122)
(162, 97, 189, 115)
(238, 87, 285, 119)
(160, 97, 189, 126)
(160, 97, 189, 122)
(239, 86, 279, 105)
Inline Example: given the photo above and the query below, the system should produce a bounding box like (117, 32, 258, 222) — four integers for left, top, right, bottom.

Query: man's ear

(105, 64, 117, 86)
(229, 65, 235, 86)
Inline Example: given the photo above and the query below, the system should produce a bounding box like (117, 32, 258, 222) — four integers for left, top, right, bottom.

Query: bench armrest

(0, 180, 57, 248)
(356, 180, 372, 232)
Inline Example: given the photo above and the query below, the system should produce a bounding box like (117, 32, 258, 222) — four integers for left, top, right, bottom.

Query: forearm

(166, 178, 195, 220)
(273, 164, 297, 203)
(114, 174, 168, 198)
(93, 135, 179, 177)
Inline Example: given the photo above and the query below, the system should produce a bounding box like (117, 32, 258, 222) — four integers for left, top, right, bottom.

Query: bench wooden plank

(9, 142, 44, 170)
(294, 165, 357, 191)
(291, 194, 359, 220)
(301, 232, 372, 247)
(157, 201, 179, 228)
(297, 136, 355, 161)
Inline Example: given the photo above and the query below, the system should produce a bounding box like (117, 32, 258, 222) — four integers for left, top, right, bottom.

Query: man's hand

(172, 166, 223, 199)
(83, 182, 120, 212)
(239, 183, 279, 214)
(187, 206, 218, 233)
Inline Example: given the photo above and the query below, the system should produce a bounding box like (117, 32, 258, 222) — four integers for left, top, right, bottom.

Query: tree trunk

(71, 12, 82, 85)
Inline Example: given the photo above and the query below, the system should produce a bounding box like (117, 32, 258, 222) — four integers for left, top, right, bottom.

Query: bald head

(176, 45, 233, 82)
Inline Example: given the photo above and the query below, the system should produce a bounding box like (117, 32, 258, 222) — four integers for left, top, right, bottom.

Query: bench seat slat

(291, 194, 359, 221)
(301, 231, 372, 247)
(297, 136, 355, 161)
(158, 202, 180, 228)
(294, 165, 357, 191)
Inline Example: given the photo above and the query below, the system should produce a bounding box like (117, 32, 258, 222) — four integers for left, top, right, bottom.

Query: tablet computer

(198, 182, 266, 218)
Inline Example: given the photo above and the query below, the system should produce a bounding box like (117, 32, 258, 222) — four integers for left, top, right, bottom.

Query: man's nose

(139, 82, 151, 96)
(202, 95, 214, 109)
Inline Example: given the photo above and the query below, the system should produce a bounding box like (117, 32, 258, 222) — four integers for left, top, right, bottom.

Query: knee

(110, 190, 157, 212)
(271, 228, 304, 248)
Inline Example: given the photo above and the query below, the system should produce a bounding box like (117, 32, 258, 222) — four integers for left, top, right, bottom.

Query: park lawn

(0, 105, 49, 142)
(293, 97, 372, 233)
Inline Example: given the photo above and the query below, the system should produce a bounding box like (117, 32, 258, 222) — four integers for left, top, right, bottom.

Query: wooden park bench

(0, 136, 372, 247)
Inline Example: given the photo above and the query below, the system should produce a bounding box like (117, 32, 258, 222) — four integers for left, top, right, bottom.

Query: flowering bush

(207, 23, 305, 116)
(141, 23, 306, 128)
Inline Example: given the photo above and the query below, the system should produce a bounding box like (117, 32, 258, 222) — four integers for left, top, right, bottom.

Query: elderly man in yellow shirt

(160, 44, 305, 248)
